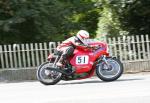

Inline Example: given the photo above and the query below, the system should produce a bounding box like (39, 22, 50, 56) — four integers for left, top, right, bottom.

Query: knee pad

(66, 46, 74, 56)
(62, 54, 67, 59)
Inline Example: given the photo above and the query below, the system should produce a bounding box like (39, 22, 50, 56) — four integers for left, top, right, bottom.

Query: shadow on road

(59, 80, 103, 85)
(58, 78, 144, 85)
(0, 76, 144, 85)
(117, 78, 144, 82)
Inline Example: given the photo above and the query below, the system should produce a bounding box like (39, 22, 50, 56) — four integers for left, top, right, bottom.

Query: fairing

(70, 42, 109, 74)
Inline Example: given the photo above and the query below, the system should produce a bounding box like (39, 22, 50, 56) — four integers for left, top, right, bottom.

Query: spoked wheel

(37, 62, 62, 85)
(96, 57, 123, 81)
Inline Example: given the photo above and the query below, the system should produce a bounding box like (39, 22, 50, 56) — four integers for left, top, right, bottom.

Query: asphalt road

(0, 73, 150, 103)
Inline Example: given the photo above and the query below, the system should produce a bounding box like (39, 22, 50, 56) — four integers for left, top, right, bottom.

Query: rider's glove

(86, 45, 92, 48)
(95, 45, 100, 49)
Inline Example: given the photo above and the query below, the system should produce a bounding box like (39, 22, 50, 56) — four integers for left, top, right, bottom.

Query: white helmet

(76, 30, 89, 43)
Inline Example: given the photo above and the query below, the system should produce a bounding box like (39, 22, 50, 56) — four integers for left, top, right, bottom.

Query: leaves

(96, 0, 150, 37)
(0, 0, 99, 44)
(1, 0, 149, 44)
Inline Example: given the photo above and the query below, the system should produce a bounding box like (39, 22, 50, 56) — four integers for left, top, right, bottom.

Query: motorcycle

(36, 40, 124, 85)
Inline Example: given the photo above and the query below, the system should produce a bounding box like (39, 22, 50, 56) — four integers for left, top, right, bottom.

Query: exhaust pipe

(46, 67, 74, 76)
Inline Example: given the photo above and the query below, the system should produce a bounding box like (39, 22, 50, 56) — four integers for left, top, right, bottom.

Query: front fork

(101, 55, 109, 65)
(98, 55, 112, 70)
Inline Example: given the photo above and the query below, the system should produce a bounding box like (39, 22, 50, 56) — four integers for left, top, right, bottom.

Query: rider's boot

(56, 56, 64, 67)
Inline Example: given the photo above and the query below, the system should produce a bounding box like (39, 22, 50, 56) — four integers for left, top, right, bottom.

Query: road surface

(0, 73, 150, 103)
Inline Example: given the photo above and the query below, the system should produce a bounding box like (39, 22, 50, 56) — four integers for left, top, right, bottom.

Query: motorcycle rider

(56, 30, 93, 67)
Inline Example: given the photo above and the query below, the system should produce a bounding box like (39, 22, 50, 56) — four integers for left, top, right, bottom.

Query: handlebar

(86, 45, 100, 50)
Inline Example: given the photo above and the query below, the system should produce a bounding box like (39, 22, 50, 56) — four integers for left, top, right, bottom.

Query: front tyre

(96, 57, 123, 81)
(37, 62, 62, 85)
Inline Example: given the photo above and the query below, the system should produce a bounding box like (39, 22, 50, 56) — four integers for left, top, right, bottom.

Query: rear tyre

(96, 57, 123, 81)
(37, 62, 62, 85)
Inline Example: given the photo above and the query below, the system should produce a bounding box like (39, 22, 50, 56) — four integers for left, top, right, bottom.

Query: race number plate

(76, 55, 89, 64)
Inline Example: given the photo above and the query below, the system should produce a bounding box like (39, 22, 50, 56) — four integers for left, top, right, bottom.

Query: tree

(120, 0, 150, 35)
(95, 0, 150, 37)
(0, 0, 99, 44)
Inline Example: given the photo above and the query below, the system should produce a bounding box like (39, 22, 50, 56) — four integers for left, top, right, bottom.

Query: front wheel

(96, 57, 123, 81)
(37, 62, 62, 85)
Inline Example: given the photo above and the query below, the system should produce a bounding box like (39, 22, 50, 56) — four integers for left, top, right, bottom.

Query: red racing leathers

(56, 36, 88, 67)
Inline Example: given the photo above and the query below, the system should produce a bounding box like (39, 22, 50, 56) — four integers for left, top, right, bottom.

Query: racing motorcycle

(37, 40, 124, 85)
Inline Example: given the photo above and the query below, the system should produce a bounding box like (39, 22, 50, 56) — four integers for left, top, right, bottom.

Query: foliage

(96, 0, 150, 37)
(96, 0, 123, 38)
(0, 0, 99, 44)
(0, 0, 150, 44)
(120, 0, 150, 35)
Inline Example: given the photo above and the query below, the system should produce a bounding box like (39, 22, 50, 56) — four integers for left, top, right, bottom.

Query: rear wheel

(37, 62, 62, 85)
(96, 57, 123, 81)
